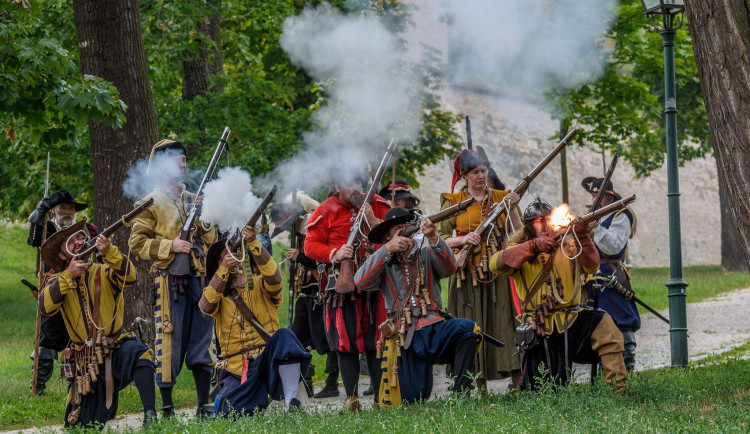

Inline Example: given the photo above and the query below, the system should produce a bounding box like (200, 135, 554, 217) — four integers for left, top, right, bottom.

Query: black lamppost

(640, 0, 688, 367)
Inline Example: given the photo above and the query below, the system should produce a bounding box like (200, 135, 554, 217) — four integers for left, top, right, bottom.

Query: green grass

(1, 223, 749, 430)
(137, 359, 750, 432)
(631, 265, 750, 311)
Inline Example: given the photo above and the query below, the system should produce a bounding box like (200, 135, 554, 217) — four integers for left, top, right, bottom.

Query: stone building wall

(411, 87, 720, 267)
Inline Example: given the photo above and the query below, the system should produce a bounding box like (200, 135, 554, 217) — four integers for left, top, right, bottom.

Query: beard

(348, 191, 364, 208)
(55, 214, 75, 228)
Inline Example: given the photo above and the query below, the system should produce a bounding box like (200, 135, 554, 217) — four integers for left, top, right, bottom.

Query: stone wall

(412, 87, 720, 267)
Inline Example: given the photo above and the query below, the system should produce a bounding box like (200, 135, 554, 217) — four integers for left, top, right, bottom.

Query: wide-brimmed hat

(206, 237, 229, 281)
(378, 180, 421, 206)
(581, 177, 622, 200)
(41, 219, 88, 272)
(48, 189, 88, 212)
(147, 139, 186, 174)
(367, 207, 415, 244)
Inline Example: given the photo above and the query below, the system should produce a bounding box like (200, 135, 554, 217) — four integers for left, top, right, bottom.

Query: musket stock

(77, 198, 156, 257)
(335, 139, 397, 294)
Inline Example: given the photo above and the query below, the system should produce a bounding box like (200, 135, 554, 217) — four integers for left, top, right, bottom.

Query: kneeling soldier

(490, 199, 628, 394)
(201, 225, 311, 416)
(38, 220, 156, 427)
(354, 207, 481, 406)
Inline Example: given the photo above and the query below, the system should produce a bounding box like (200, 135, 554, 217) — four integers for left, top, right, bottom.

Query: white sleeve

(592, 213, 631, 256)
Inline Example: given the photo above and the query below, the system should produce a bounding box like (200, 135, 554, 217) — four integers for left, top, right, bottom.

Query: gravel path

(10, 286, 750, 433)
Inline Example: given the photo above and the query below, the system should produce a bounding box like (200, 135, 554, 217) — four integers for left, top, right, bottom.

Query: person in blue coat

(582, 177, 640, 371)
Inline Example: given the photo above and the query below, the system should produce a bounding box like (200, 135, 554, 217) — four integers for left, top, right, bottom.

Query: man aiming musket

(128, 136, 221, 419)
(27, 186, 98, 396)
(354, 199, 483, 407)
(304, 140, 394, 410)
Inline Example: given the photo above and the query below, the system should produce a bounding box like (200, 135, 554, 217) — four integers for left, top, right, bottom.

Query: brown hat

(147, 139, 186, 174)
(41, 219, 88, 273)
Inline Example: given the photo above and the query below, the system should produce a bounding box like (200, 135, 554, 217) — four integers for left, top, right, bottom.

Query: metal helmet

(523, 198, 553, 224)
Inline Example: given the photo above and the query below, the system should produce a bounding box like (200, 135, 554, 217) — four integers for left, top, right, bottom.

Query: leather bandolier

(60, 271, 119, 425)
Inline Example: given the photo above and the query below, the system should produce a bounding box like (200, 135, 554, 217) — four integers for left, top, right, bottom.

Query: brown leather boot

(600, 352, 628, 395)
(344, 395, 360, 412)
(591, 313, 628, 395)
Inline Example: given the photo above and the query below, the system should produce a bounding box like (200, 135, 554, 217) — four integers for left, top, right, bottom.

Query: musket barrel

(581, 194, 635, 225)
(228, 185, 278, 251)
(401, 198, 475, 238)
(514, 129, 577, 197)
(78, 198, 156, 256)
(591, 152, 620, 212)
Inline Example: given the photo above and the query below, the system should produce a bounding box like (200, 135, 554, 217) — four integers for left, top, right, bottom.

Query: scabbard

(105, 354, 114, 409)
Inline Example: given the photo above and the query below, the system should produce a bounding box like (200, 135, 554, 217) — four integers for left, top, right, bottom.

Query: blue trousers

(216, 329, 311, 416)
(155, 273, 214, 387)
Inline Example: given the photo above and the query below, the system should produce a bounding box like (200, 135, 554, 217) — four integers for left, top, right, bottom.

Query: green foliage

(544, 1, 711, 177)
(0, 1, 125, 219)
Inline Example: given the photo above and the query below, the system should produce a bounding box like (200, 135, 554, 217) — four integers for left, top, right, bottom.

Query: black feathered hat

(48, 189, 88, 211)
(378, 179, 420, 206)
(451, 146, 490, 192)
(367, 207, 415, 244)
(581, 177, 622, 200)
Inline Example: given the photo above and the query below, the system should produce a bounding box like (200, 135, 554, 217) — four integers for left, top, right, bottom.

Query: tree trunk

(73, 0, 159, 343)
(686, 1, 750, 273)
(717, 159, 748, 271)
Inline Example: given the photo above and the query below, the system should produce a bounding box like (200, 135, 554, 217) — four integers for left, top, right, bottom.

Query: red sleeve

(304, 207, 334, 263)
(372, 195, 390, 219)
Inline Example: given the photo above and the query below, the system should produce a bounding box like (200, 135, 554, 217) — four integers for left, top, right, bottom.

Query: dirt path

(10, 287, 750, 433)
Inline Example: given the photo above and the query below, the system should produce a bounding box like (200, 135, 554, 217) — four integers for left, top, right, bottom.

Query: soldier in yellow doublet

(201, 226, 311, 416)
(39, 220, 156, 428)
(490, 199, 628, 395)
(127, 140, 217, 418)
(437, 148, 523, 388)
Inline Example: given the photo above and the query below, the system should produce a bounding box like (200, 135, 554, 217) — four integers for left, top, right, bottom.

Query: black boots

(143, 410, 158, 428)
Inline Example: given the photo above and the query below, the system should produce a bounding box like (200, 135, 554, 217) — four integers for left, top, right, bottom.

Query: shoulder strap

(90, 270, 102, 339)
(225, 288, 272, 343)
(521, 254, 556, 308)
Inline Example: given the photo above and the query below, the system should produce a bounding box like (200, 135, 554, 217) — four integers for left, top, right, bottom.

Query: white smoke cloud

(267, 3, 421, 193)
(439, 0, 618, 92)
(201, 167, 261, 233)
(122, 149, 187, 200)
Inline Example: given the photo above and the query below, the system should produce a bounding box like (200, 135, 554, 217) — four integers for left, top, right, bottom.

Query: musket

(440, 311, 504, 347)
(287, 189, 297, 329)
(77, 198, 155, 257)
(169, 127, 231, 276)
(465, 115, 473, 150)
(553, 195, 637, 237)
(594, 272, 669, 325)
(591, 152, 619, 212)
(401, 198, 475, 238)
(587, 151, 618, 384)
(21, 278, 38, 300)
(334, 138, 397, 294)
(31, 152, 51, 397)
(454, 129, 578, 268)
(225, 185, 278, 253)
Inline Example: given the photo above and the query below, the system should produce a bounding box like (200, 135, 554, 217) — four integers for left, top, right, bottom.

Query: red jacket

(304, 194, 390, 264)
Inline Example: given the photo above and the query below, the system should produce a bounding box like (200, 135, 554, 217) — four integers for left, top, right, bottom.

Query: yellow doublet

(39, 246, 137, 343)
(200, 238, 282, 376)
(128, 186, 217, 272)
(490, 247, 598, 335)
